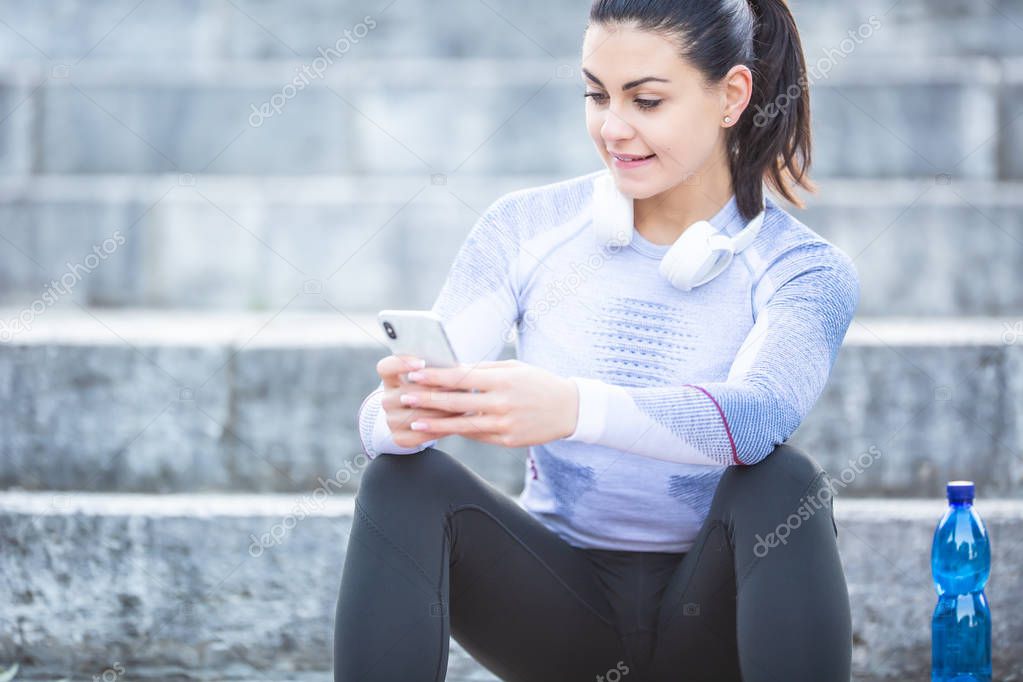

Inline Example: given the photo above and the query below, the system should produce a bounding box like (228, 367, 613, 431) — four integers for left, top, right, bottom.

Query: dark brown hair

(588, 0, 815, 220)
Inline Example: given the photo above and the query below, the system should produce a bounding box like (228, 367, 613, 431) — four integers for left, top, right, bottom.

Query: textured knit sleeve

(564, 242, 860, 466)
(357, 194, 522, 459)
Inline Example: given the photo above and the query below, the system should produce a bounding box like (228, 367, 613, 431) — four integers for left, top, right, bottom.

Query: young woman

(335, 0, 859, 680)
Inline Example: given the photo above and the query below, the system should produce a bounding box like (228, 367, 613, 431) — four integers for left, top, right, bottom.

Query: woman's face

(581, 22, 730, 200)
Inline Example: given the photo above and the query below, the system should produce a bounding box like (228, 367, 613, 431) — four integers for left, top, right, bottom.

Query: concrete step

(0, 492, 1020, 681)
(0, 56, 1018, 178)
(0, 0, 1019, 63)
(0, 492, 496, 682)
(0, 676, 495, 682)
(0, 176, 1021, 316)
(0, 308, 524, 495)
(1, 309, 1022, 497)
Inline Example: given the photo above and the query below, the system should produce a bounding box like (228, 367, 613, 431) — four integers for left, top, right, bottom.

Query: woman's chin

(608, 171, 660, 199)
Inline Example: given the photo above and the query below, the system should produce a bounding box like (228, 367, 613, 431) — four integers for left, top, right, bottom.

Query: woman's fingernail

(400, 393, 418, 406)
(410, 420, 428, 431)
(407, 370, 425, 382)
(406, 358, 426, 370)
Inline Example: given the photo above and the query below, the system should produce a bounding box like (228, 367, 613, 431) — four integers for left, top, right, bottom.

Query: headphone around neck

(591, 170, 766, 292)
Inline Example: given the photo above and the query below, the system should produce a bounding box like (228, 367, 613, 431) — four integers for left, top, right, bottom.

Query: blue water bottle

(931, 480, 991, 681)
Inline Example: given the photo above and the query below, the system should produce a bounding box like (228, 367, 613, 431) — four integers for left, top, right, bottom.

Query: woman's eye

(583, 92, 661, 110)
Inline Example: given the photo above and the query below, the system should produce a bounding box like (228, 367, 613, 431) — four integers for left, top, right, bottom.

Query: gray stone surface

(1003, 77, 1023, 180)
(0, 174, 536, 312)
(0, 492, 500, 681)
(0, 1, 217, 63)
(1, 176, 1021, 316)
(810, 77, 998, 179)
(0, 80, 34, 175)
(792, 0, 1023, 59)
(36, 80, 354, 175)
(0, 492, 1020, 681)
(0, 310, 1021, 497)
(805, 182, 1023, 317)
(795, 318, 1023, 499)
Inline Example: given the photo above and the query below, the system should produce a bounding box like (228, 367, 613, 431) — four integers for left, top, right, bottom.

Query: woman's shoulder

(757, 195, 857, 274)
(752, 196, 861, 308)
(497, 168, 604, 205)
(479, 168, 606, 239)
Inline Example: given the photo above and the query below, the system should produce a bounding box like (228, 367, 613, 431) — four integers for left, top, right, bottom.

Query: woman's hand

(393, 359, 580, 448)
(376, 354, 469, 449)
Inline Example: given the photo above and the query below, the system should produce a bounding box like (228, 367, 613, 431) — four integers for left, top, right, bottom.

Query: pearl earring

(723, 115, 732, 125)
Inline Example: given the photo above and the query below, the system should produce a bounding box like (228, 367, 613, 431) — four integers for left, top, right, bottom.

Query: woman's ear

(721, 64, 753, 125)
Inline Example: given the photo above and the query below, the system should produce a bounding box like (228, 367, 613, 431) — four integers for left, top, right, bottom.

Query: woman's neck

(632, 155, 735, 245)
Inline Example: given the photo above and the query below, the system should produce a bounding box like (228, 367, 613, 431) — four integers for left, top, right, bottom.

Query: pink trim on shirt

(684, 384, 742, 466)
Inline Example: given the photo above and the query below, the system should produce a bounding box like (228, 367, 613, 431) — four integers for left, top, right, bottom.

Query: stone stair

(2, 491, 1022, 681)
(2, 0, 1022, 679)
(1, 176, 1022, 315)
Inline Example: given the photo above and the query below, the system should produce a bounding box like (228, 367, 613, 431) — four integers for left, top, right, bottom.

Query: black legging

(333, 443, 851, 681)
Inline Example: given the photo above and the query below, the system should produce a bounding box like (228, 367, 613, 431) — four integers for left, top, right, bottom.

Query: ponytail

(589, 0, 816, 220)
(731, 0, 814, 219)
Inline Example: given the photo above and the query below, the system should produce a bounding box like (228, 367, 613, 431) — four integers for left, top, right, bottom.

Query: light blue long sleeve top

(357, 167, 860, 552)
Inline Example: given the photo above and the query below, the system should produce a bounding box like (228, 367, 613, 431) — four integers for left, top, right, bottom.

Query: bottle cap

(947, 480, 974, 504)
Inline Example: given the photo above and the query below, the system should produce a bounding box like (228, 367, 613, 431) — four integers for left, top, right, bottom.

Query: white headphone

(592, 170, 766, 292)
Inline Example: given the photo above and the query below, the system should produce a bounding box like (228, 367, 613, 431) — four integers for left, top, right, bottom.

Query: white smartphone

(377, 309, 459, 369)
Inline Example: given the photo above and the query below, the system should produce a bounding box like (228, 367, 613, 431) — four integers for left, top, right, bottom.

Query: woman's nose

(600, 109, 635, 142)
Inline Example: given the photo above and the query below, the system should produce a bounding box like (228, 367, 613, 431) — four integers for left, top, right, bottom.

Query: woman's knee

(712, 443, 831, 518)
(711, 444, 840, 561)
(752, 442, 825, 483)
(357, 446, 458, 508)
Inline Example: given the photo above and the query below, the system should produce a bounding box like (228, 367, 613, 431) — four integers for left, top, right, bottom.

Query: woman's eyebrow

(582, 68, 670, 90)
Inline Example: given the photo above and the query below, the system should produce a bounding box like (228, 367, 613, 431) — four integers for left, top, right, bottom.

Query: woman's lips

(612, 153, 656, 169)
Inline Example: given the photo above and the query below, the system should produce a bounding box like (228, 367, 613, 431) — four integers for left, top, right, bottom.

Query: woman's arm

(356, 194, 522, 458)
(357, 381, 440, 458)
(565, 242, 860, 466)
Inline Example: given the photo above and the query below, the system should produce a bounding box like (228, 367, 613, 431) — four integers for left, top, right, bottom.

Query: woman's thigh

(645, 443, 850, 682)
(644, 509, 742, 681)
(337, 445, 634, 682)
(447, 500, 634, 681)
